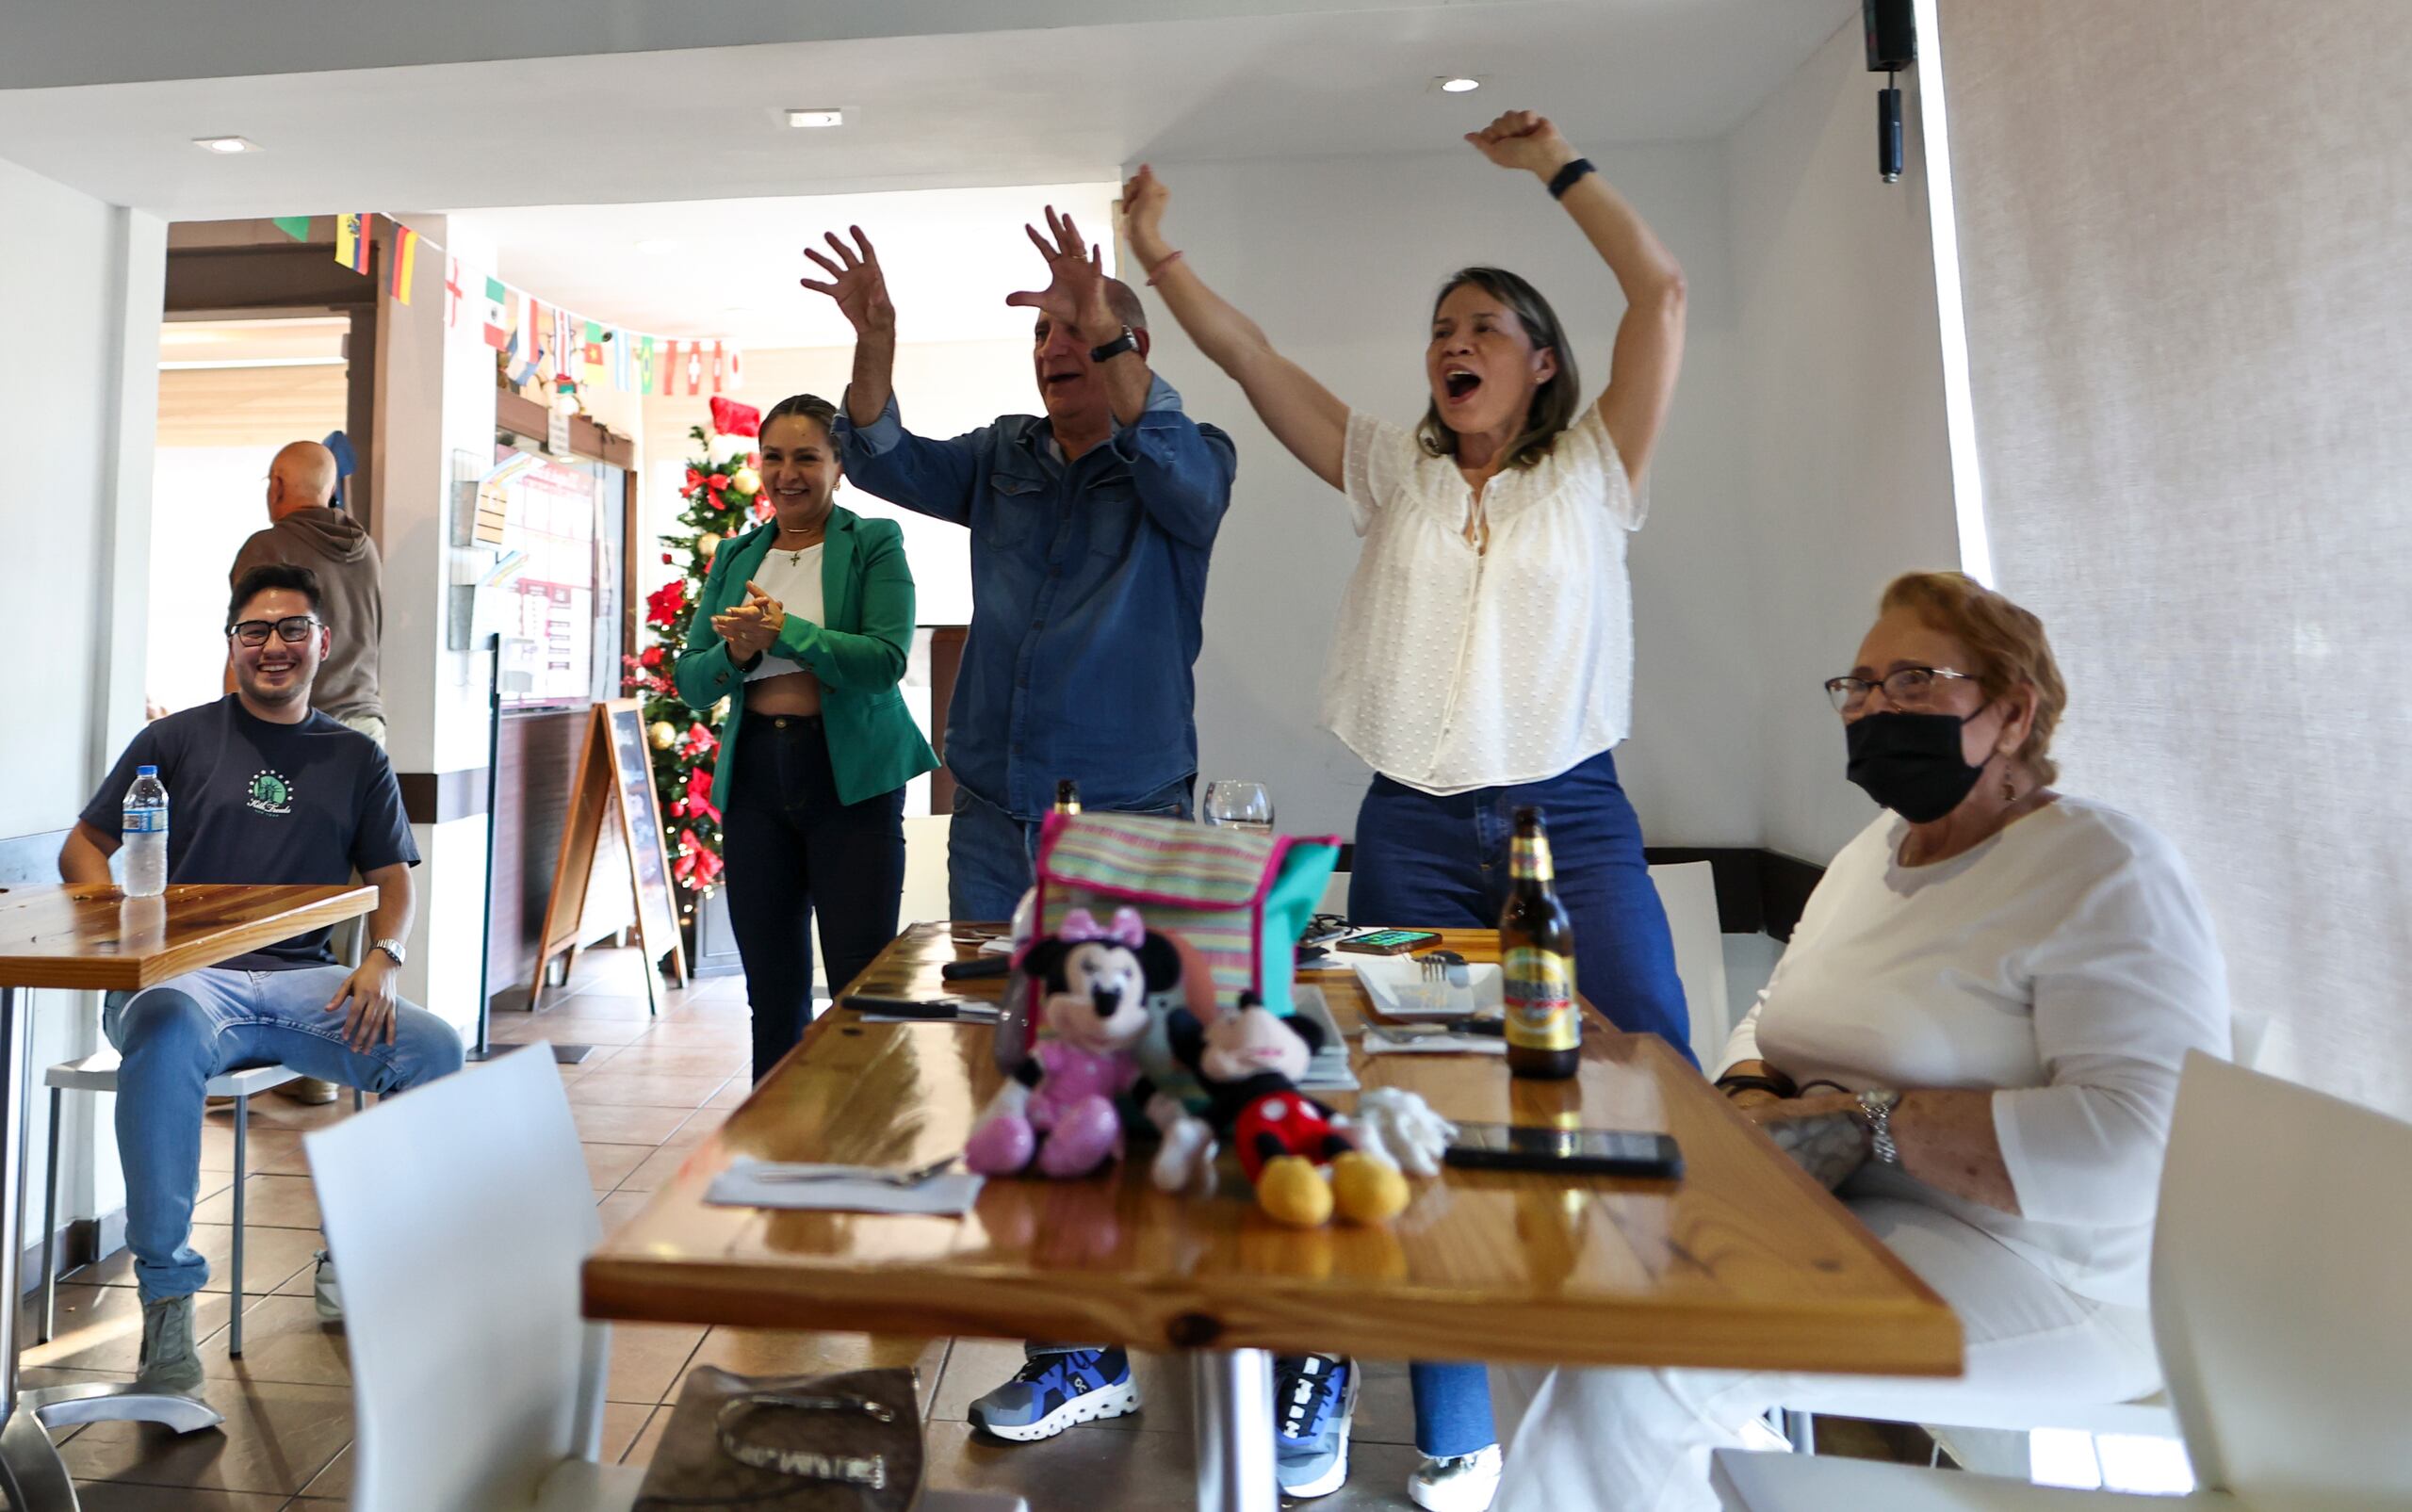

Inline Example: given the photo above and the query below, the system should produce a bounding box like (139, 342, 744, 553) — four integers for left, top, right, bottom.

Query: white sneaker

(313, 1250, 343, 1322)
(1410, 1444, 1502, 1511)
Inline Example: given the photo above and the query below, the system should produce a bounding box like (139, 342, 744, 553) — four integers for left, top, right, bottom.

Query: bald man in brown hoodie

(227, 441, 386, 744)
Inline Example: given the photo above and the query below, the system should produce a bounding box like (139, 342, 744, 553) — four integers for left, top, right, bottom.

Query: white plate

(1350, 956, 1504, 1020)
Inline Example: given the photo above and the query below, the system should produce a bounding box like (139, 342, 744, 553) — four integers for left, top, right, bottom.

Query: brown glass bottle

(1501, 805, 1580, 1080)
(1054, 779, 1082, 815)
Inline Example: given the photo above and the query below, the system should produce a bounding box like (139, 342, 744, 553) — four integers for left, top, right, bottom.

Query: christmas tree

(623, 396, 766, 923)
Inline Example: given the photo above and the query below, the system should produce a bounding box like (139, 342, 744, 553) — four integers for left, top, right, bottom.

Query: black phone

(940, 956, 1013, 981)
(1442, 1123, 1683, 1180)
(839, 996, 993, 1020)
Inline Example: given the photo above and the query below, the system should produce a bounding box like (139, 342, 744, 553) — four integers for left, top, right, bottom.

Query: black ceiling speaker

(1863, 0, 1917, 182)
(1865, 0, 1916, 72)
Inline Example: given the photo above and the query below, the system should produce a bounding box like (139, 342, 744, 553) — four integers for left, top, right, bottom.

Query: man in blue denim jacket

(807, 213, 1237, 921)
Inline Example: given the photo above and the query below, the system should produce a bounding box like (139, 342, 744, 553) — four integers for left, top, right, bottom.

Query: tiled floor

(24, 949, 1437, 1509)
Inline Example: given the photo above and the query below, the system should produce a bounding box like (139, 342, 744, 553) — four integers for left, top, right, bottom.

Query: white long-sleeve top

(1723, 796, 2230, 1309)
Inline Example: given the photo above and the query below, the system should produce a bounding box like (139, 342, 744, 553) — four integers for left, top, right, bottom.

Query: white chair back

(2227, 1008, 2272, 1070)
(1648, 862, 1730, 1070)
(2152, 1051, 2412, 1509)
(305, 1045, 608, 1512)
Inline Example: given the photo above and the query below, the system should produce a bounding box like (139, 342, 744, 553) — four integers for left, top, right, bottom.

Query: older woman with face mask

(1479, 571, 2233, 1511)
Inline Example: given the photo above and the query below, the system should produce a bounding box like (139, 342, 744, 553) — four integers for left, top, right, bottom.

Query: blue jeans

(104, 966, 465, 1303)
(1349, 746, 1695, 1459)
(946, 774, 1195, 921)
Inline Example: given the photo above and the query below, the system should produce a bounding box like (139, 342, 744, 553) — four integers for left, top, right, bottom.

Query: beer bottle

(1501, 805, 1580, 1080)
(1054, 779, 1082, 815)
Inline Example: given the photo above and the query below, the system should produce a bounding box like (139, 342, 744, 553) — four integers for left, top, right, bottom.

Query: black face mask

(1845, 709, 1990, 822)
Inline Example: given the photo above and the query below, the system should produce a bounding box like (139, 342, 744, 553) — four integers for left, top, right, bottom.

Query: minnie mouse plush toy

(965, 908, 1178, 1179)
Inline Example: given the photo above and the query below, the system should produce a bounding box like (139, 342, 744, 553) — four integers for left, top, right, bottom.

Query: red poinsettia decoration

(673, 827, 725, 886)
(709, 397, 761, 438)
(680, 722, 719, 757)
(644, 578, 686, 626)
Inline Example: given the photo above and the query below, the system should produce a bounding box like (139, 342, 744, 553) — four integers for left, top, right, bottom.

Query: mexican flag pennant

(481, 277, 510, 350)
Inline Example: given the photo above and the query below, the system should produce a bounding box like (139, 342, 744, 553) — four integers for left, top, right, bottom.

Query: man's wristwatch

(370, 937, 407, 968)
(1088, 325, 1138, 364)
(1854, 1088, 1902, 1165)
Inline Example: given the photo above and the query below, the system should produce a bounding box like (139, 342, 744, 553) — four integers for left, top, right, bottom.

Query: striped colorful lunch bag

(1032, 811, 1341, 1017)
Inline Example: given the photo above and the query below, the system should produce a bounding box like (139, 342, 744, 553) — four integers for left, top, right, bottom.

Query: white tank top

(742, 540, 825, 682)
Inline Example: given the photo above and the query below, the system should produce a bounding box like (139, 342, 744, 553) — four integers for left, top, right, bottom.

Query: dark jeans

(945, 772, 1195, 921)
(1350, 745, 1695, 1458)
(721, 713, 907, 1082)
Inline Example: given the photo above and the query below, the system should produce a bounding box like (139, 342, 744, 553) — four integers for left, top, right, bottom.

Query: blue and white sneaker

(968, 1347, 1142, 1442)
(1275, 1354, 1359, 1499)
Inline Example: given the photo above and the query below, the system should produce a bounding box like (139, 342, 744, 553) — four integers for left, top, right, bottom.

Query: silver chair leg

(37, 1086, 60, 1344)
(230, 1094, 247, 1358)
(1783, 1408, 1817, 1454)
(351, 1085, 365, 1114)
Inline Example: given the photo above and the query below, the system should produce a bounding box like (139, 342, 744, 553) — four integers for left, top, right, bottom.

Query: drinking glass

(1202, 780, 1275, 836)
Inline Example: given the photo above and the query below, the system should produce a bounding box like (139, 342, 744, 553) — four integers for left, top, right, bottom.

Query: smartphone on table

(1442, 1122, 1683, 1180)
(1336, 929, 1442, 956)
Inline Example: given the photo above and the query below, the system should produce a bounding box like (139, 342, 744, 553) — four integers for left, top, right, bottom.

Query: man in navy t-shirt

(58, 563, 463, 1397)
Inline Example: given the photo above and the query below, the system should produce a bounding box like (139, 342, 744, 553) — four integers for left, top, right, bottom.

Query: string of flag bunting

(272, 212, 744, 398)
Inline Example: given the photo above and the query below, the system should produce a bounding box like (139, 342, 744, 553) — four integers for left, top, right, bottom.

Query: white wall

(1724, 17, 1962, 864)
(0, 153, 167, 1256)
(373, 214, 503, 1032)
(1133, 143, 1758, 842)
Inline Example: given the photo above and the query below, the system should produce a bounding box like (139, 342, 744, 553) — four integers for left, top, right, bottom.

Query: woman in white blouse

(1127, 108, 1691, 1508)
(1482, 570, 2231, 1510)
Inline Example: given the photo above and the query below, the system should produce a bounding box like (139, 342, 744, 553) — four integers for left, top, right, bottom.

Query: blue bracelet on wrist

(1547, 157, 1597, 201)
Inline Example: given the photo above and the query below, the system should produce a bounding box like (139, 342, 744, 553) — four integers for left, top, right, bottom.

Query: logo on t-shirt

(246, 770, 295, 816)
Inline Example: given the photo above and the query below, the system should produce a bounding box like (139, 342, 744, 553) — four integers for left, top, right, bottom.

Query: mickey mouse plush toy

(965, 908, 1177, 1179)
(1168, 994, 1413, 1227)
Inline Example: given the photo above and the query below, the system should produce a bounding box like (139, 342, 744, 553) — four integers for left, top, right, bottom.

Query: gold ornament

(697, 531, 722, 558)
(649, 720, 677, 750)
(729, 466, 761, 496)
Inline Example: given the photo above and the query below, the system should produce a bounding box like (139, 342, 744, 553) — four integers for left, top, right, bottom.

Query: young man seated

(58, 563, 464, 1394)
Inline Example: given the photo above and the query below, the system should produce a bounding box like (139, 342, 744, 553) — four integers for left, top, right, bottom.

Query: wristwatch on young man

(370, 937, 408, 968)
(1854, 1088, 1903, 1166)
(1088, 325, 1138, 364)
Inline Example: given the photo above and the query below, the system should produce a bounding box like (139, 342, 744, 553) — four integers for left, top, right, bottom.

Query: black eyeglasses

(227, 615, 321, 647)
(1824, 665, 1978, 713)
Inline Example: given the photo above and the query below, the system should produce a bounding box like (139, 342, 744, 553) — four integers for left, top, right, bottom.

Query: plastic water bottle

(122, 765, 169, 898)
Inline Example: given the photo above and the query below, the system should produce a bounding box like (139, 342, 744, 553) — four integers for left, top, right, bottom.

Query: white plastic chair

(1717, 1051, 2412, 1510)
(1647, 861, 1730, 1069)
(36, 1048, 363, 1358)
(1775, 1011, 2273, 1452)
(304, 1043, 639, 1512)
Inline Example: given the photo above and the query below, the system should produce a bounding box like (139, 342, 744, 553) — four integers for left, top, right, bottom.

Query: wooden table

(0, 882, 377, 1512)
(587, 923, 1961, 1510)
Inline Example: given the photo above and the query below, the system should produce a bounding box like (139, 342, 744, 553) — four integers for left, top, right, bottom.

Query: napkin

(1361, 1031, 1508, 1057)
(706, 1160, 986, 1215)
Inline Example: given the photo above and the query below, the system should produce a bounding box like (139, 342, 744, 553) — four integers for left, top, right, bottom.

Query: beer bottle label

(1503, 945, 1578, 1052)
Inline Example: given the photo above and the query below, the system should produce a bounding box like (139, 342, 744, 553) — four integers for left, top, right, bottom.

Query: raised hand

(1119, 165, 1174, 271)
(799, 226, 894, 336)
(1465, 108, 1578, 178)
(1004, 205, 1116, 337)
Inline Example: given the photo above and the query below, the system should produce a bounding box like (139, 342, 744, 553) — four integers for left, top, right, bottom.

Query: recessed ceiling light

(636, 238, 680, 255)
(1438, 76, 1483, 94)
(783, 107, 845, 130)
(193, 135, 259, 154)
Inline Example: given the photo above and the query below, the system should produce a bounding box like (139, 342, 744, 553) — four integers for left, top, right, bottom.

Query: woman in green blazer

(676, 392, 938, 1081)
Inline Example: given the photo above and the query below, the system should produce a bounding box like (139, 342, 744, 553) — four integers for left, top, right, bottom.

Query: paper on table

(1361, 1032, 1508, 1057)
(706, 1160, 985, 1215)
